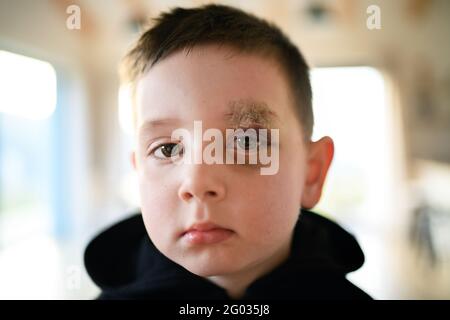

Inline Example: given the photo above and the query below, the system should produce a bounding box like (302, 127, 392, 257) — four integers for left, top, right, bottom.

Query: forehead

(138, 99, 279, 136)
(135, 44, 294, 129)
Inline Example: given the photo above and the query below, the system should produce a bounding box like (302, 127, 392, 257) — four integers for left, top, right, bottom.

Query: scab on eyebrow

(226, 100, 277, 129)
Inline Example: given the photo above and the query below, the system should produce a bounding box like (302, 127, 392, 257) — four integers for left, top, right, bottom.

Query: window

(311, 67, 394, 298)
(0, 50, 63, 298)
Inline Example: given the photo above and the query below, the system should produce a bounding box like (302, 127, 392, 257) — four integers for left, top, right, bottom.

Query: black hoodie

(84, 209, 372, 300)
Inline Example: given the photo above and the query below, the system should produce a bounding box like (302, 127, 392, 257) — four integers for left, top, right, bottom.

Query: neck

(207, 237, 293, 299)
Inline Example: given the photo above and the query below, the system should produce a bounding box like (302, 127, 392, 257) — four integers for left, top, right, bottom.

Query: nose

(178, 163, 226, 203)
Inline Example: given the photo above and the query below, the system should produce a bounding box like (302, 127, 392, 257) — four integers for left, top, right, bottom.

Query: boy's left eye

(235, 134, 259, 151)
(228, 129, 268, 153)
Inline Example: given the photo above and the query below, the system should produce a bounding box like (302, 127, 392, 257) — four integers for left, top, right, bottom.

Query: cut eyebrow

(225, 99, 279, 128)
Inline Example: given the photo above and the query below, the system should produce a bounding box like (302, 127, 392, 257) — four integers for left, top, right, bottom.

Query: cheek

(253, 144, 306, 232)
(138, 173, 174, 207)
(137, 159, 180, 204)
(138, 171, 179, 246)
(232, 170, 302, 244)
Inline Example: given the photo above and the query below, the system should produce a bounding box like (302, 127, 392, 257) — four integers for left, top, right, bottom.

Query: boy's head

(121, 4, 333, 294)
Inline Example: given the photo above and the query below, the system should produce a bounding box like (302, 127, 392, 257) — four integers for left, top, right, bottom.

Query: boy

(84, 4, 371, 300)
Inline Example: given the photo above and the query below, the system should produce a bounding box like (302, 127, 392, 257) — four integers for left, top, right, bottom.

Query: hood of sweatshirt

(84, 209, 371, 300)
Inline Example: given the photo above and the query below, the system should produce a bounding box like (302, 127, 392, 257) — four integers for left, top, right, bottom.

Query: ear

(130, 151, 137, 171)
(301, 136, 334, 209)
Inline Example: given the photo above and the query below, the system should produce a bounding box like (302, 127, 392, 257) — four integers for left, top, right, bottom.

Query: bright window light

(311, 67, 391, 299)
(118, 83, 134, 136)
(0, 50, 57, 120)
(311, 66, 389, 223)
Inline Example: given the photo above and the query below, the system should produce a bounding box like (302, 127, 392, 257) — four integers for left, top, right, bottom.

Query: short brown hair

(120, 4, 314, 139)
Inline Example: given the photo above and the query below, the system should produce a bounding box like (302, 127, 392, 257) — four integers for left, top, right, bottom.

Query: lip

(181, 222, 234, 245)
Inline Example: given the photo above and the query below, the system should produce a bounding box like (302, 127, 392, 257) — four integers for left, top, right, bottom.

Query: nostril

(179, 188, 223, 202)
(206, 191, 217, 197)
(182, 192, 194, 201)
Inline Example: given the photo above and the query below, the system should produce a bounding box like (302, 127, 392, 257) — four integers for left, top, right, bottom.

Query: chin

(182, 259, 244, 277)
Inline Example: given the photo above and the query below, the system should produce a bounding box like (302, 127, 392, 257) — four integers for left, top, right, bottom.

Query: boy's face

(132, 44, 331, 279)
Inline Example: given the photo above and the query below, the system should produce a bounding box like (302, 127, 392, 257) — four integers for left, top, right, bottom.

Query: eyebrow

(225, 99, 279, 128)
(137, 118, 182, 137)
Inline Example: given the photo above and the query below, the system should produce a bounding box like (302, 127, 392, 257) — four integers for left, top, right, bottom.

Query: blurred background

(0, 0, 449, 299)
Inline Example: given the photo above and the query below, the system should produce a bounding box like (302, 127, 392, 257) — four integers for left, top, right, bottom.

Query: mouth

(181, 222, 234, 245)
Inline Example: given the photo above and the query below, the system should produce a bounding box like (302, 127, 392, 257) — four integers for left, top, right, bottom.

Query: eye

(229, 129, 268, 153)
(151, 143, 183, 160)
(236, 134, 258, 151)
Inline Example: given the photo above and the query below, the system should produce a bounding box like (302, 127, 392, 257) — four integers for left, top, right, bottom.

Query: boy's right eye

(150, 143, 183, 160)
